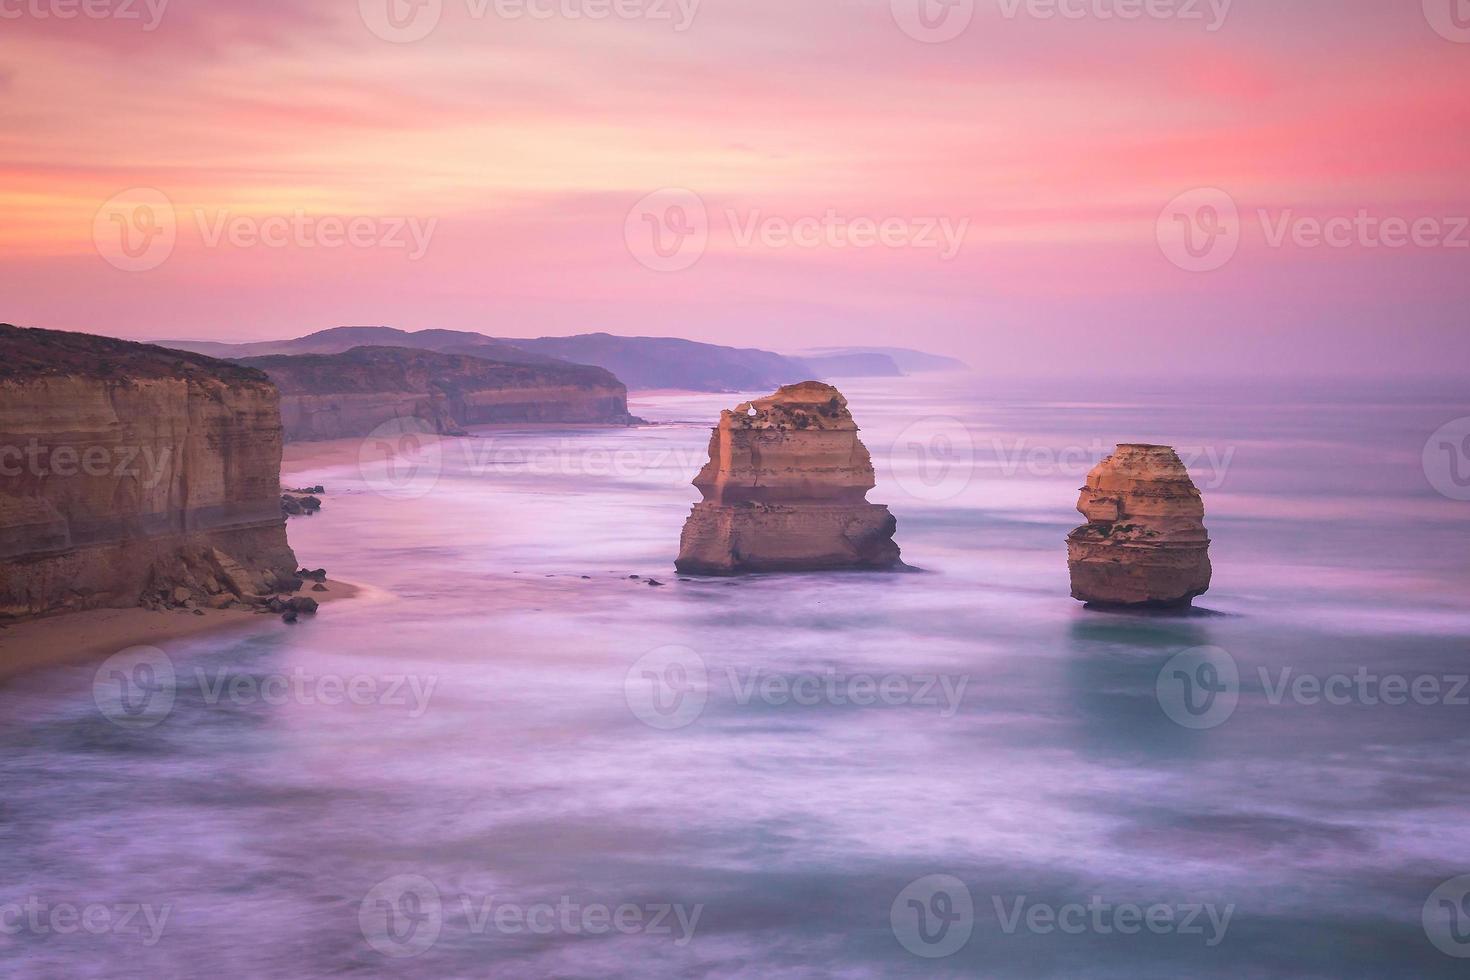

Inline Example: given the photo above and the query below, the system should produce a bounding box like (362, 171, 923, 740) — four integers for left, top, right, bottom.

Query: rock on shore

(1066, 444, 1212, 608)
(0, 324, 301, 620)
(675, 382, 902, 574)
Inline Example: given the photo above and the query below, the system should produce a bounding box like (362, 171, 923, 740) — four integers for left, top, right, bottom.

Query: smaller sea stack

(675, 382, 902, 574)
(1066, 444, 1212, 608)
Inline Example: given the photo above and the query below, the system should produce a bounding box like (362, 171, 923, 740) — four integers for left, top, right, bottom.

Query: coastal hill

(0, 324, 301, 620)
(797, 346, 969, 373)
(505, 334, 808, 391)
(165, 327, 808, 392)
(239, 346, 641, 441)
(161, 328, 967, 392)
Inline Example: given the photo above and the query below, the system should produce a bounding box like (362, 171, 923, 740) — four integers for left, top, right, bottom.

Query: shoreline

(0, 579, 365, 686)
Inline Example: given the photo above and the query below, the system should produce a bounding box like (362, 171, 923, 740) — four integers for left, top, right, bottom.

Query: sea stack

(1066, 444, 1211, 608)
(675, 382, 902, 574)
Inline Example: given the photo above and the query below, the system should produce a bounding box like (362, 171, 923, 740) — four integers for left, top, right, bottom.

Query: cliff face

(239, 346, 639, 442)
(0, 324, 299, 621)
(676, 382, 902, 574)
(1066, 444, 1212, 608)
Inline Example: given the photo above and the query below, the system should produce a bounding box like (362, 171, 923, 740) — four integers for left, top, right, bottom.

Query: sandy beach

(0, 579, 364, 686)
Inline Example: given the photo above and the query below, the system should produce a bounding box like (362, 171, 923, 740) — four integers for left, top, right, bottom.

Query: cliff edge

(0, 324, 300, 620)
(239, 346, 641, 441)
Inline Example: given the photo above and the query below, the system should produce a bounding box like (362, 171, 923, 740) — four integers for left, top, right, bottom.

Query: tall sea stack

(675, 382, 902, 574)
(1066, 444, 1212, 608)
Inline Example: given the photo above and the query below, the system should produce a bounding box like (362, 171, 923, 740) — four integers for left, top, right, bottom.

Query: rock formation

(675, 382, 902, 574)
(238, 346, 641, 441)
(1066, 444, 1212, 608)
(0, 324, 302, 621)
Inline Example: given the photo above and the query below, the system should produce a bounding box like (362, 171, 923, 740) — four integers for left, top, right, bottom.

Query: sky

(1, 0, 1467, 375)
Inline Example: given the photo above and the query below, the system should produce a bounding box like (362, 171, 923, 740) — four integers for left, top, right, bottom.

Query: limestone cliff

(1066, 444, 1212, 608)
(238, 346, 640, 441)
(0, 324, 300, 621)
(675, 382, 902, 574)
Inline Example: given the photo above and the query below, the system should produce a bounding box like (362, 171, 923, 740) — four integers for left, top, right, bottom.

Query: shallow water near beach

(2, 375, 1468, 978)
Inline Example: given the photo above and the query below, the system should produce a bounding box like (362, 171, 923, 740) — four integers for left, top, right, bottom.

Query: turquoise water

(2, 375, 1468, 978)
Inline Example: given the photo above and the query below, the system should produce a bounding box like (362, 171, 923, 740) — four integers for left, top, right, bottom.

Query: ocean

(2, 374, 1468, 978)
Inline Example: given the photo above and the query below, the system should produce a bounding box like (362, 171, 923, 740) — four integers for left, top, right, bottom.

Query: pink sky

(1, 0, 1466, 375)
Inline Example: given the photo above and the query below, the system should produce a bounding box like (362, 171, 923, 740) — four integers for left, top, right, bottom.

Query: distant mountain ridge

(159, 327, 965, 391)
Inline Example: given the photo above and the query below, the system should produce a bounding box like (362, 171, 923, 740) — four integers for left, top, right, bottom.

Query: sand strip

(0, 580, 362, 686)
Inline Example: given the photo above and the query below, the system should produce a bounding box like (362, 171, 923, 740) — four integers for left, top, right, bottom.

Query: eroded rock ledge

(1066, 444, 1212, 608)
(675, 382, 902, 574)
(0, 324, 301, 620)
